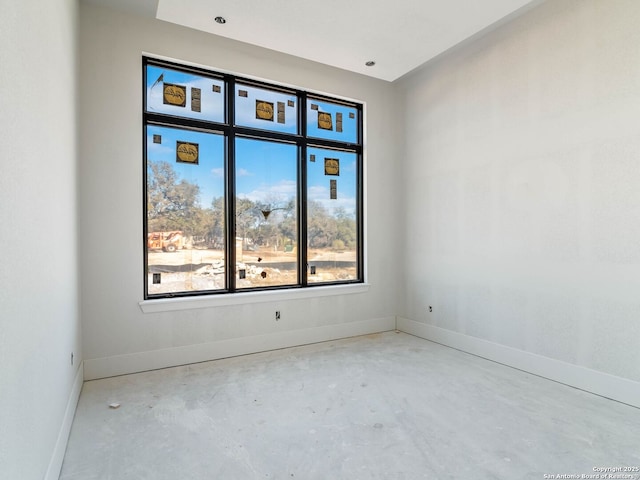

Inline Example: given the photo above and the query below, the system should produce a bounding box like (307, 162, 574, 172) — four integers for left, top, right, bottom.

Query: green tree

(235, 197, 262, 248)
(147, 161, 201, 233)
(307, 201, 337, 248)
(334, 207, 357, 249)
(277, 198, 297, 247)
(208, 196, 226, 247)
(190, 207, 215, 238)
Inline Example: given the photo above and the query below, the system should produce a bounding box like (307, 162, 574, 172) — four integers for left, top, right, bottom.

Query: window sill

(139, 283, 370, 313)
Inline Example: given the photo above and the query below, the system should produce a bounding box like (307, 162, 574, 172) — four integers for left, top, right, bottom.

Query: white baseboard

(84, 317, 396, 380)
(45, 362, 84, 480)
(397, 317, 640, 409)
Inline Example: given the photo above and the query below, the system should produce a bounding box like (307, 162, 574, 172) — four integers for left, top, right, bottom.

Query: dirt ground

(148, 246, 356, 266)
(147, 246, 357, 295)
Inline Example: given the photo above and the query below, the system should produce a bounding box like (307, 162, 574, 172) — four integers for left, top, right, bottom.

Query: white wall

(397, 0, 640, 387)
(0, 0, 82, 479)
(78, 3, 401, 378)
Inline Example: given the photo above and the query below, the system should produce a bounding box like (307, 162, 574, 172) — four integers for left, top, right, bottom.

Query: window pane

(307, 147, 358, 283)
(144, 58, 364, 299)
(306, 99, 358, 143)
(146, 126, 225, 295)
(235, 138, 298, 288)
(145, 65, 225, 123)
(235, 84, 297, 134)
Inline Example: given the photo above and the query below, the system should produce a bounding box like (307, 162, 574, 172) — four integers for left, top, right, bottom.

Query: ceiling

(86, 0, 542, 82)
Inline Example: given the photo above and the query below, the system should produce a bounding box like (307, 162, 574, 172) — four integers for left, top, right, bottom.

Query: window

(143, 57, 363, 298)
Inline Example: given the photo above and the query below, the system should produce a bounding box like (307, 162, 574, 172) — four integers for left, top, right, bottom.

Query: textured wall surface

(397, 0, 640, 382)
(0, 0, 81, 478)
(78, 4, 401, 366)
(6, 0, 640, 476)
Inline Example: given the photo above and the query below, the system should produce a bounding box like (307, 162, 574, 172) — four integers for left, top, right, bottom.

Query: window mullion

(299, 92, 308, 286)
(143, 57, 362, 298)
(226, 75, 237, 292)
(357, 151, 364, 280)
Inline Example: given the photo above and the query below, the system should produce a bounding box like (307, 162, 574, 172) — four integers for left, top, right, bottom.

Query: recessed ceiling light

(214, 16, 226, 24)
(365, 61, 376, 67)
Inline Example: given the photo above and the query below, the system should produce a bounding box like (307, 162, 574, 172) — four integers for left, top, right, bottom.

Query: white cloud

(211, 167, 253, 178)
(344, 160, 357, 173)
(238, 179, 297, 204)
(308, 184, 356, 216)
(146, 142, 174, 159)
(212, 167, 253, 178)
(147, 76, 224, 122)
(234, 90, 297, 131)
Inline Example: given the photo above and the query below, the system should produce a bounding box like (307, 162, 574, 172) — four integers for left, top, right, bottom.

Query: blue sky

(235, 85, 297, 134)
(235, 138, 296, 207)
(146, 64, 359, 144)
(147, 126, 357, 217)
(146, 65, 225, 122)
(146, 65, 358, 217)
(146, 125, 224, 207)
(307, 100, 358, 144)
(307, 147, 357, 216)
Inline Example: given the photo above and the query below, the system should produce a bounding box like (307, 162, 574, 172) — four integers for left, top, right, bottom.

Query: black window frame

(143, 57, 364, 299)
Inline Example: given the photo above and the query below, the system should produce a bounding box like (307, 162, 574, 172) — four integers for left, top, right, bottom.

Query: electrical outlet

(429, 306, 433, 313)
(275, 311, 281, 321)
(71, 352, 74, 366)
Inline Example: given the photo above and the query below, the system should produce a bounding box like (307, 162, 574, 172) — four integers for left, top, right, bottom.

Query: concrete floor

(60, 332, 640, 480)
